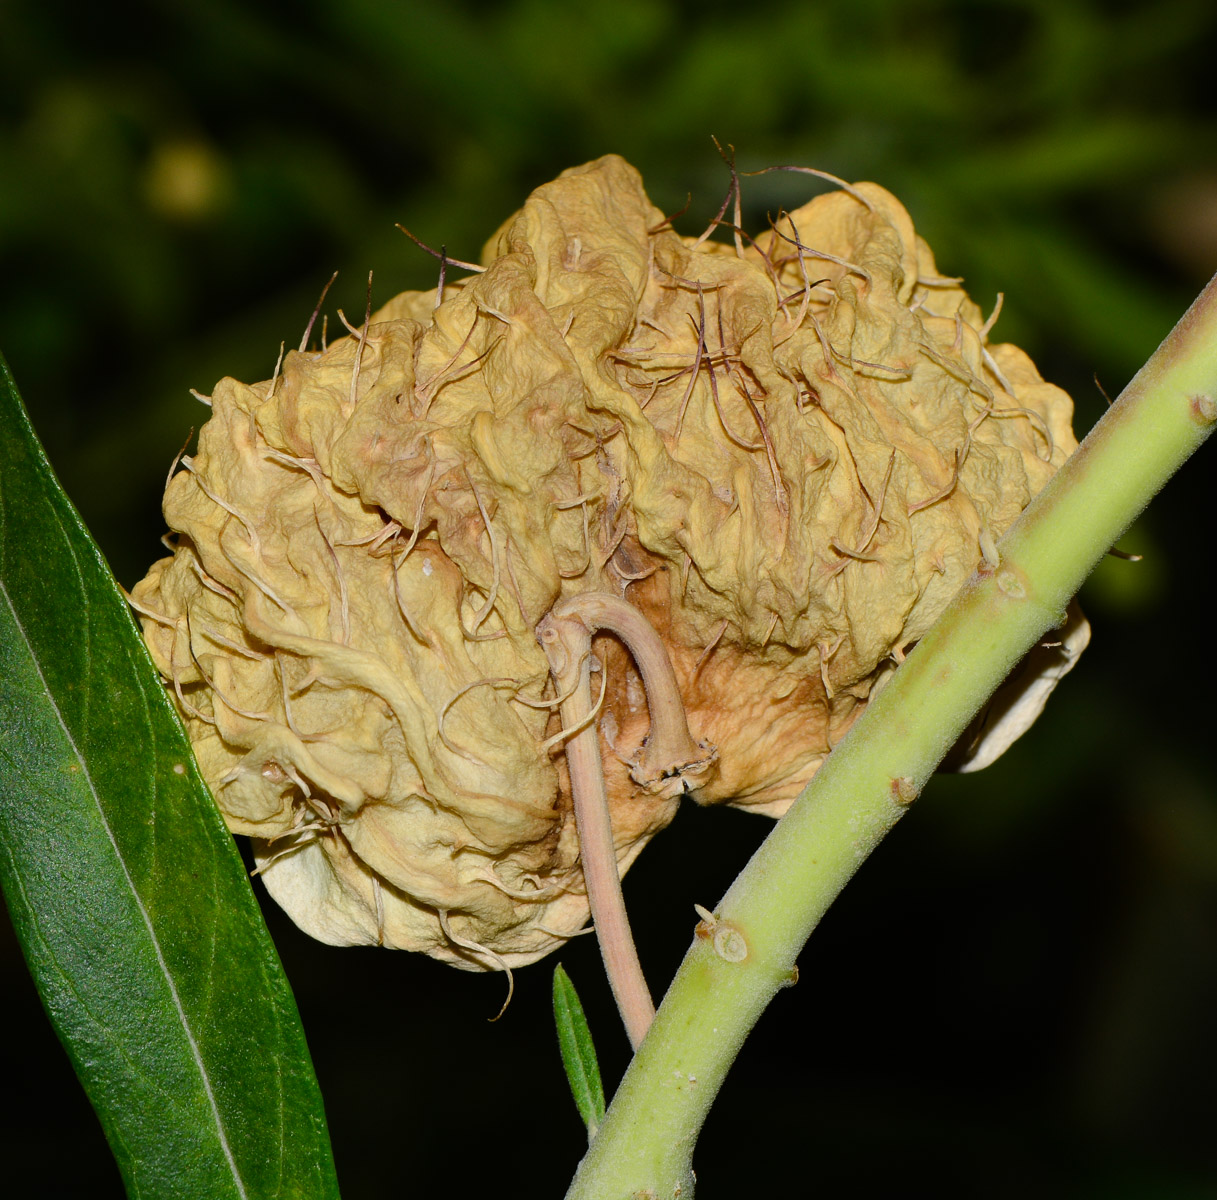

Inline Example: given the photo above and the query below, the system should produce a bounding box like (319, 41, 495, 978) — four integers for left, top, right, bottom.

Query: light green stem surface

(566, 272, 1217, 1200)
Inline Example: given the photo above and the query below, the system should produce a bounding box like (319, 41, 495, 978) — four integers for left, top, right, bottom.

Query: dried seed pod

(132, 155, 1082, 970)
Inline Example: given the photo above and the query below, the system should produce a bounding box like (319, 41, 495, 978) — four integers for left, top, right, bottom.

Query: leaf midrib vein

(0, 573, 250, 1200)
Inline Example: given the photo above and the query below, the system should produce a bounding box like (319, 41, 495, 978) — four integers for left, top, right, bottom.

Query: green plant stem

(565, 271, 1217, 1200)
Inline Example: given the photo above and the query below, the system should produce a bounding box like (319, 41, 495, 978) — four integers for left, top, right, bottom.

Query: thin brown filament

(691, 155, 739, 249)
(770, 221, 871, 285)
(647, 192, 692, 234)
(702, 311, 761, 452)
(464, 471, 501, 636)
(189, 559, 239, 603)
(265, 341, 285, 402)
(347, 271, 373, 414)
(216, 517, 294, 616)
(539, 657, 608, 755)
(314, 508, 351, 644)
(908, 448, 962, 515)
(436, 245, 448, 308)
(395, 224, 485, 273)
(437, 909, 514, 1021)
(711, 135, 745, 258)
(835, 451, 896, 559)
(179, 459, 262, 556)
(438, 677, 516, 764)
(299, 270, 339, 352)
(716, 308, 789, 522)
(742, 164, 875, 212)
(692, 618, 729, 681)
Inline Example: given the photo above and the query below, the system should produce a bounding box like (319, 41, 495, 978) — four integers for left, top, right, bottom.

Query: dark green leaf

(0, 353, 340, 1200)
(552, 964, 606, 1139)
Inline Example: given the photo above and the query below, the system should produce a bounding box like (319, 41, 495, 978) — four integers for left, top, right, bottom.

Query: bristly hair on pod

(131, 153, 1087, 982)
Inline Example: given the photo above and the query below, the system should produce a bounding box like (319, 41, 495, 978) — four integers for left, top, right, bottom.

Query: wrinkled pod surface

(133, 154, 1084, 973)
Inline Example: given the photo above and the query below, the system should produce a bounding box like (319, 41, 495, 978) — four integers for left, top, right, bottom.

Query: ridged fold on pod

(132, 155, 1082, 969)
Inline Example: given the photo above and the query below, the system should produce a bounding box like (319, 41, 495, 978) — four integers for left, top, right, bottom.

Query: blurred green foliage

(2, 1, 1217, 1196)
(3, 0, 1215, 584)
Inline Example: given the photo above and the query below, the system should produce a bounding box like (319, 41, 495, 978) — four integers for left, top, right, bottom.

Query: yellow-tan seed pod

(131, 155, 1084, 971)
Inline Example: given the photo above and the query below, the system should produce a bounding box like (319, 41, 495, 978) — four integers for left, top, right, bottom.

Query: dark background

(3, 0, 1217, 1195)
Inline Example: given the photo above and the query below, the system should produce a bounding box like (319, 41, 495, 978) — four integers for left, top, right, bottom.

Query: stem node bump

(1190, 393, 1217, 424)
(996, 569, 1027, 600)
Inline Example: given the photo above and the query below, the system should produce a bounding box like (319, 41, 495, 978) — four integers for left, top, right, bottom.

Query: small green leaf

(553, 964, 606, 1139)
(0, 353, 341, 1199)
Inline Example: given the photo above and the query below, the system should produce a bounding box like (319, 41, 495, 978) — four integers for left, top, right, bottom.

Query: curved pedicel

(537, 607, 655, 1049)
(551, 592, 717, 793)
(538, 592, 719, 1049)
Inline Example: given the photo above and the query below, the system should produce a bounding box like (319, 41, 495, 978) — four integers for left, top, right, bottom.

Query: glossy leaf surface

(0, 354, 340, 1199)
